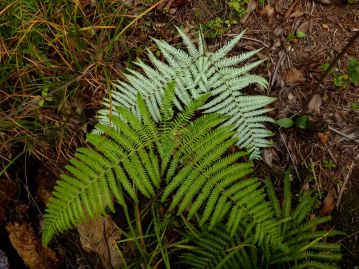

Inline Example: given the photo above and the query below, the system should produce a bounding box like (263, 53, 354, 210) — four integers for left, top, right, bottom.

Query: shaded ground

(0, 0, 358, 268)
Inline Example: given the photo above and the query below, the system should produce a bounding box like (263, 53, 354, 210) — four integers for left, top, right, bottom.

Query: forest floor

(0, 0, 358, 268)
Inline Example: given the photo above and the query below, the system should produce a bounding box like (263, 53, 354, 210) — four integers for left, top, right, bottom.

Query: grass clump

(0, 0, 155, 173)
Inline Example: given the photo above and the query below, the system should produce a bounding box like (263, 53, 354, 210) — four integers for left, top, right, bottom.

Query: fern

(182, 225, 258, 269)
(96, 27, 275, 159)
(42, 84, 341, 266)
(41, 25, 342, 264)
(182, 173, 342, 269)
(266, 174, 343, 268)
(42, 84, 280, 249)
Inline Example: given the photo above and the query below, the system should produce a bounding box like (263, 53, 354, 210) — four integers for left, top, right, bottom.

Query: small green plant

(348, 58, 359, 84)
(323, 160, 337, 169)
(203, 17, 238, 39)
(322, 57, 359, 88)
(287, 31, 306, 42)
(351, 103, 359, 110)
(43, 88, 342, 267)
(203, 0, 256, 39)
(295, 115, 309, 129)
(228, 0, 249, 17)
(276, 117, 294, 128)
(275, 115, 309, 129)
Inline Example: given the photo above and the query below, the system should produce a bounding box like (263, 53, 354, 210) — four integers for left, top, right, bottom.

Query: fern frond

(42, 95, 162, 246)
(182, 225, 258, 269)
(265, 175, 342, 268)
(159, 117, 284, 250)
(175, 27, 199, 58)
(210, 31, 246, 62)
(97, 27, 274, 159)
(183, 176, 342, 269)
(264, 177, 282, 218)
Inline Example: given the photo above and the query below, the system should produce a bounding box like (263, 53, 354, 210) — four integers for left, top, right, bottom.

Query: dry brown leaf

(271, 39, 282, 50)
(243, 45, 270, 61)
(260, 4, 274, 16)
(158, 0, 189, 10)
(78, 216, 121, 269)
(307, 94, 323, 112)
(6, 222, 60, 269)
(322, 23, 330, 30)
(317, 131, 330, 144)
(320, 190, 336, 216)
(297, 20, 311, 34)
(263, 148, 279, 167)
(283, 68, 305, 84)
(274, 1, 284, 15)
(289, 10, 304, 18)
(284, 0, 300, 19)
(240, 0, 257, 24)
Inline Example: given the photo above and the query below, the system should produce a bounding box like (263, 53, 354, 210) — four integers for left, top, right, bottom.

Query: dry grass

(0, 0, 164, 175)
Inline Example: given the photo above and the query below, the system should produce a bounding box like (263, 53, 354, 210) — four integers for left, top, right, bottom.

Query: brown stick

(306, 30, 359, 112)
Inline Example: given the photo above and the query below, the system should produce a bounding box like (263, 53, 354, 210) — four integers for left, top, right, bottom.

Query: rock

(0, 250, 9, 269)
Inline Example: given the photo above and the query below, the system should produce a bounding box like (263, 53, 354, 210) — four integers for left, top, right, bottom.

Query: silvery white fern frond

(96, 27, 275, 159)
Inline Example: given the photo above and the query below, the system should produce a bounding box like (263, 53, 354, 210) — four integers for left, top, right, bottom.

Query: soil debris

(5, 222, 60, 269)
(78, 216, 121, 269)
(0, 176, 17, 223)
(283, 67, 305, 84)
(240, 0, 257, 24)
(320, 189, 336, 216)
(307, 94, 323, 113)
(289, 10, 305, 19)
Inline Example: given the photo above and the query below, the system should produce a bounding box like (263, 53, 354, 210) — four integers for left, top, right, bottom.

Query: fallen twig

(336, 162, 355, 208)
(329, 126, 359, 144)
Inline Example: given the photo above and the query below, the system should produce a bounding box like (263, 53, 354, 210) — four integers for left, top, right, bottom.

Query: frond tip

(96, 27, 274, 159)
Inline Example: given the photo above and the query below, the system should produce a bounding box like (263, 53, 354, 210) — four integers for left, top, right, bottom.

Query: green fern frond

(96, 27, 275, 159)
(182, 173, 342, 269)
(268, 172, 342, 268)
(43, 84, 277, 250)
(182, 225, 258, 269)
(160, 126, 284, 250)
(42, 93, 164, 246)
